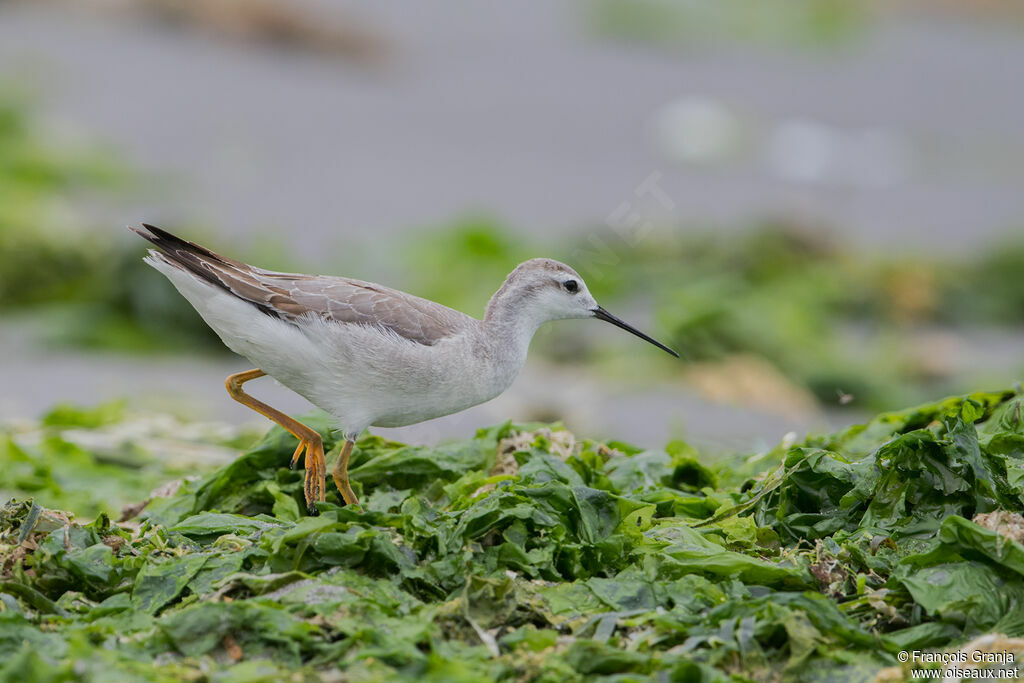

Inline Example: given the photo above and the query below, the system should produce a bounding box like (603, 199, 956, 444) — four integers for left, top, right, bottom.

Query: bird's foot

(296, 437, 327, 515)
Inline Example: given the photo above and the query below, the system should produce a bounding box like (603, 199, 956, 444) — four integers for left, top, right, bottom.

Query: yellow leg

(225, 369, 326, 514)
(332, 438, 360, 506)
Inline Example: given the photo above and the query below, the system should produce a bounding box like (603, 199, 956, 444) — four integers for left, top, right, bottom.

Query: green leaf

(132, 553, 210, 614)
(169, 513, 283, 542)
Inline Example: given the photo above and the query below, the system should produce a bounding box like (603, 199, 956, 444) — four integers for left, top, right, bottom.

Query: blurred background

(1, 0, 1023, 453)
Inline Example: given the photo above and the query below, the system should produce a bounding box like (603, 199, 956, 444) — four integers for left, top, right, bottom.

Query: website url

(909, 668, 1020, 680)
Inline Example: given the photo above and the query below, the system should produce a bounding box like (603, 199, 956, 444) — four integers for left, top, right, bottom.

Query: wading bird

(133, 225, 678, 513)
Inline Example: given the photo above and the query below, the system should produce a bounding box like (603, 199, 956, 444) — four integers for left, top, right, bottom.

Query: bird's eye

(563, 279, 579, 293)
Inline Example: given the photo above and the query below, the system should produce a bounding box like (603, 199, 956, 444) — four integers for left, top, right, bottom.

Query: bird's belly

(365, 373, 507, 428)
(369, 393, 485, 428)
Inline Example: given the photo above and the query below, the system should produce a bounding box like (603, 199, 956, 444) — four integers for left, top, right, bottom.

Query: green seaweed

(3, 389, 1024, 680)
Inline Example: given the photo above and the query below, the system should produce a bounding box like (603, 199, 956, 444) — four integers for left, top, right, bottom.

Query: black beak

(592, 306, 679, 358)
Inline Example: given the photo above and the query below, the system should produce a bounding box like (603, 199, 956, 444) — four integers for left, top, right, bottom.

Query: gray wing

(133, 224, 471, 345)
(253, 272, 472, 345)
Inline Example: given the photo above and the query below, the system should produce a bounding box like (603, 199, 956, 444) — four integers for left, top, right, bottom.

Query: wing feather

(132, 224, 470, 345)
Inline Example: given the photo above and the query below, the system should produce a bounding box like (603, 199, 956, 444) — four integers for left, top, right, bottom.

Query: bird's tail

(130, 224, 250, 292)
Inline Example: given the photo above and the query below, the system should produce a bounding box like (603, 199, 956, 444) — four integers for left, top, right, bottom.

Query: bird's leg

(331, 437, 360, 507)
(225, 369, 327, 514)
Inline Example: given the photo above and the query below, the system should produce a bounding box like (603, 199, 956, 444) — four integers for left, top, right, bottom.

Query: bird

(131, 224, 679, 514)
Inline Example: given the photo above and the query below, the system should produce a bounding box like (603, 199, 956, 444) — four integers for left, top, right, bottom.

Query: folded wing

(133, 224, 470, 345)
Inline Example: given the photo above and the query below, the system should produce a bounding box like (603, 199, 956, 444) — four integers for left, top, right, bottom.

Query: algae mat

(4, 391, 1024, 681)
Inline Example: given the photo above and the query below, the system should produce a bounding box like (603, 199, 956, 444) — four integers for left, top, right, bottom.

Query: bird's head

(487, 258, 679, 357)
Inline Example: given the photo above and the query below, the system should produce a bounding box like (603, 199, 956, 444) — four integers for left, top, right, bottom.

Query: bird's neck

(483, 291, 545, 366)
